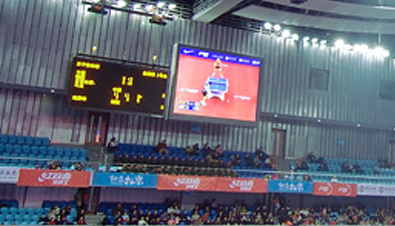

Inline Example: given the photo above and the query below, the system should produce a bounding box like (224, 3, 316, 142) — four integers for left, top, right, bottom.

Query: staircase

(85, 214, 103, 225)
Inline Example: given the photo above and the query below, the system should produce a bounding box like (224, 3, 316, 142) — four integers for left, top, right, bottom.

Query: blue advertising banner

(92, 173, 157, 188)
(267, 180, 313, 194)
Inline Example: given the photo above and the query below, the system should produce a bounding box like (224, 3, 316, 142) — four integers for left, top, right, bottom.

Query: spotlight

(282, 29, 291, 38)
(116, 0, 127, 8)
(320, 40, 327, 45)
(303, 36, 310, 42)
(133, 3, 142, 10)
(344, 44, 352, 51)
(383, 50, 390, 57)
(292, 34, 299, 41)
(168, 3, 177, 10)
(145, 4, 154, 11)
(311, 38, 318, 44)
(273, 24, 281, 32)
(157, 2, 166, 8)
(360, 44, 369, 53)
(264, 22, 272, 30)
(335, 39, 345, 48)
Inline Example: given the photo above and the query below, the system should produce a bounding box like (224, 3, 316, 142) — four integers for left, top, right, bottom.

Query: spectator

(214, 145, 223, 157)
(155, 139, 168, 155)
(245, 154, 254, 167)
(76, 216, 86, 225)
(341, 161, 353, 173)
(107, 137, 119, 153)
(255, 147, 270, 161)
(317, 160, 328, 172)
(306, 152, 316, 163)
(192, 143, 200, 155)
(354, 162, 364, 174)
(202, 143, 212, 156)
(185, 145, 193, 155)
(138, 217, 149, 225)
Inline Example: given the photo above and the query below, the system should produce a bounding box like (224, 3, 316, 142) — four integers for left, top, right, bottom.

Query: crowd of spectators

(45, 160, 85, 171)
(114, 140, 274, 172)
(101, 198, 395, 226)
(39, 205, 86, 225)
(118, 164, 238, 177)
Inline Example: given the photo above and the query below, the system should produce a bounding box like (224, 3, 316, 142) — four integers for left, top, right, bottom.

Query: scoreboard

(69, 57, 168, 116)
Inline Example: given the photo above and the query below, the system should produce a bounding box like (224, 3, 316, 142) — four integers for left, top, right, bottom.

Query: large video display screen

(169, 45, 262, 125)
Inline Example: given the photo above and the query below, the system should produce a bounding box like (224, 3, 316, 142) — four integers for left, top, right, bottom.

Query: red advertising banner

(314, 182, 357, 197)
(17, 169, 91, 188)
(215, 177, 267, 193)
(157, 175, 217, 191)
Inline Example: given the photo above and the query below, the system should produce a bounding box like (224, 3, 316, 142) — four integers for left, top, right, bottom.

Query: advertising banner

(314, 182, 357, 197)
(215, 177, 267, 193)
(17, 169, 91, 187)
(267, 180, 313, 194)
(0, 167, 19, 184)
(92, 172, 157, 188)
(357, 184, 395, 196)
(157, 175, 216, 191)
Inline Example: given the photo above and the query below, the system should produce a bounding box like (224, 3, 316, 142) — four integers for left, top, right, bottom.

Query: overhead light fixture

(273, 24, 281, 32)
(303, 36, 310, 42)
(133, 3, 142, 10)
(168, 3, 177, 10)
(312, 38, 318, 44)
(282, 29, 291, 38)
(264, 22, 272, 30)
(292, 34, 299, 41)
(145, 4, 154, 11)
(335, 39, 345, 48)
(320, 40, 327, 45)
(116, 0, 127, 8)
(157, 2, 166, 8)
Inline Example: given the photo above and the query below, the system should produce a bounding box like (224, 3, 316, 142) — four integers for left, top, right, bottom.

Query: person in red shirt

(77, 216, 86, 225)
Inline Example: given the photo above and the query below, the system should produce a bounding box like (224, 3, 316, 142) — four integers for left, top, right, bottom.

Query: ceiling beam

(193, 0, 245, 23)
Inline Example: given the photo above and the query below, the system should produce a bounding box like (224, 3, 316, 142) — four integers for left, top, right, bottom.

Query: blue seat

(25, 137, 33, 146)
(0, 135, 8, 144)
(8, 136, 17, 144)
(33, 138, 42, 146)
(16, 136, 25, 145)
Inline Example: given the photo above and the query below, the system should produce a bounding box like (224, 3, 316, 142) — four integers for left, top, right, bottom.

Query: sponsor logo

(38, 172, 71, 185)
(229, 180, 254, 191)
(338, 185, 351, 196)
(198, 51, 209, 58)
(173, 177, 200, 189)
(182, 49, 194, 54)
(252, 60, 261, 65)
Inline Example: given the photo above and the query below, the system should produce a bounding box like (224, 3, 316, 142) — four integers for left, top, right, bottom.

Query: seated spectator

(245, 154, 254, 167)
(255, 147, 270, 161)
(306, 152, 316, 163)
(318, 161, 329, 172)
(214, 145, 223, 157)
(47, 160, 57, 170)
(341, 161, 353, 173)
(138, 217, 149, 225)
(295, 158, 308, 171)
(121, 211, 130, 224)
(234, 154, 241, 166)
(331, 175, 338, 182)
(113, 203, 124, 214)
(76, 216, 86, 225)
(107, 137, 119, 153)
(354, 162, 364, 174)
(253, 156, 261, 168)
(185, 145, 193, 155)
(155, 139, 169, 155)
(378, 157, 391, 168)
(203, 143, 212, 156)
(192, 143, 200, 155)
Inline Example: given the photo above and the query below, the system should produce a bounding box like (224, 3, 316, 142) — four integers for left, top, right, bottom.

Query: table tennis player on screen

(200, 58, 229, 106)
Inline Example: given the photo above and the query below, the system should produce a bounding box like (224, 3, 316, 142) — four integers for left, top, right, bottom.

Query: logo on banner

(338, 184, 352, 196)
(279, 182, 305, 192)
(318, 183, 333, 194)
(38, 172, 71, 185)
(109, 175, 144, 186)
(229, 180, 254, 191)
(173, 177, 200, 189)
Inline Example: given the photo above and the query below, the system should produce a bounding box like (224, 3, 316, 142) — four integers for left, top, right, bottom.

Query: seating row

(0, 135, 50, 146)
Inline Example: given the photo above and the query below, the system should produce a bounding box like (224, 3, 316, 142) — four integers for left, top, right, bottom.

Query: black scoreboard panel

(69, 57, 168, 116)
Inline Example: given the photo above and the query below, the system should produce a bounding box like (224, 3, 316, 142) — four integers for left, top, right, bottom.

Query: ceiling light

(145, 4, 154, 11)
(168, 3, 177, 10)
(320, 40, 327, 45)
(133, 3, 142, 10)
(157, 2, 166, 8)
(264, 22, 272, 30)
(383, 50, 390, 57)
(116, 0, 127, 8)
(273, 24, 281, 32)
(303, 36, 310, 42)
(344, 44, 353, 51)
(282, 29, 291, 38)
(292, 34, 299, 41)
(335, 39, 345, 48)
(312, 38, 318, 43)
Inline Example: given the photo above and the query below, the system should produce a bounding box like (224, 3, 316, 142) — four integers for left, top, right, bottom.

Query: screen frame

(68, 55, 170, 118)
(166, 44, 264, 127)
